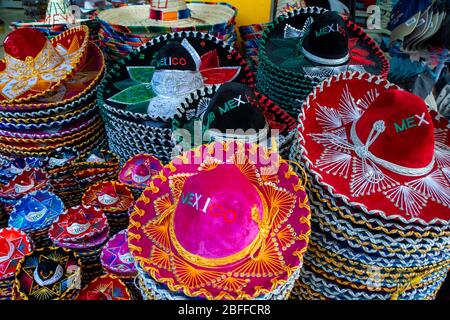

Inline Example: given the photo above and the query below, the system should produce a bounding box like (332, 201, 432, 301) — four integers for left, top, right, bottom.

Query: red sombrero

(48, 205, 109, 243)
(0, 227, 31, 279)
(0, 26, 89, 104)
(82, 181, 134, 213)
(0, 168, 50, 199)
(298, 71, 450, 225)
(75, 274, 131, 300)
(129, 141, 311, 300)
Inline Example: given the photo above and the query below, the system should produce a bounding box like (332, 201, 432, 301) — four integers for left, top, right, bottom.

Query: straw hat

(98, 0, 236, 28)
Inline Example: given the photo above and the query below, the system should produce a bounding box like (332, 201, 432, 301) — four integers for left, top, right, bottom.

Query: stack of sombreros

(75, 274, 132, 300)
(8, 190, 64, 248)
(0, 26, 108, 162)
(48, 205, 109, 284)
(172, 82, 298, 160)
(96, 0, 238, 62)
(256, 7, 389, 118)
(289, 71, 450, 300)
(10, 0, 101, 43)
(44, 147, 83, 208)
(0, 168, 51, 216)
(101, 229, 141, 299)
(238, 23, 271, 71)
(82, 181, 134, 236)
(118, 154, 163, 199)
(73, 149, 121, 193)
(129, 140, 311, 300)
(12, 246, 82, 300)
(97, 31, 254, 163)
(0, 228, 31, 300)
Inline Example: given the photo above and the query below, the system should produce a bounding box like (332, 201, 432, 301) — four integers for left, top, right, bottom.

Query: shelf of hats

(0, 0, 448, 302)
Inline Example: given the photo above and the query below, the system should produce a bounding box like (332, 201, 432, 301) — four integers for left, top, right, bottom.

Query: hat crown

(154, 41, 197, 71)
(150, 0, 188, 12)
(203, 83, 266, 132)
(172, 164, 264, 263)
(132, 164, 151, 179)
(0, 237, 11, 258)
(3, 28, 48, 62)
(302, 11, 349, 65)
(355, 90, 435, 170)
(36, 257, 60, 281)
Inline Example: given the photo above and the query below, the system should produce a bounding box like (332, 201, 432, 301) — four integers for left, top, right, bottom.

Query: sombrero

(297, 72, 449, 225)
(129, 141, 311, 299)
(0, 41, 105, 112)
(118, 154, 163, 190)
(75, 274, 131, 300)
(8, 190, 64, 237)
(0, 157, 43, 185)
(101, 229, 137, 278)
(48, 205, 109, 245)
(256, 7, 389, 117)
(96, 1, 237, 61)
(97, 31, 254, 163)
(0, 228, 31, 280)
(0, 26, 89, 104)
(82, 181, 134, 213)
(172, 82, 298, 159)
(289, 71, 450, 300)
(0, 168, 50, 205)
(13, 247, 82, 300)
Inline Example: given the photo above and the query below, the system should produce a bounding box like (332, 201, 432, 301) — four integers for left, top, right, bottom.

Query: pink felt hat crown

(129, 141, 311, 299)
(298, 71, 450, 224)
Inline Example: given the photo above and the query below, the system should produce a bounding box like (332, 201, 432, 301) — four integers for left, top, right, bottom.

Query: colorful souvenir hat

(172, 83, 298, 159)
(129, 141, 311, 300)
(0, 168, 50, 201)
(97, 31, 254, 163)
(101, 229, 137, 278)
(75, 274, 131, 300)
(118, 154, 163, 190)
(13, 247, 82, 300)
(0, 41, 105, 112)
(96, 1, 237, 61)
(0, 157, 43, 185)
(256, 7, 389, 117)
(297, 72, 449, 225)
(275, 0, 354, 18)
(0, 26, 89, 104)
(48, 205, 109, 245)
(0, 228, 31, 280)
(82, 181, 134, 214)
(9, 190, 64, 233)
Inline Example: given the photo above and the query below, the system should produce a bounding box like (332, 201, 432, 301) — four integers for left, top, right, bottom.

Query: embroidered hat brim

(129, 141, 311, 300)
(0, 26, 90, 104)
(296, 71, 450, 226)
(75, 274, 131, 300)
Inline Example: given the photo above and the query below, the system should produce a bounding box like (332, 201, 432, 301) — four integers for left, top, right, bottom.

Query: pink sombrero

(129, 141, 311, 299)
(0, 26, 89, 104)
(118, 154, 163, 190)
(297, 71, 450, 226)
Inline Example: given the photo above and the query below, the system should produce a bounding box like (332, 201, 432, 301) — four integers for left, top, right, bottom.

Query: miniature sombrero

(118, 154, 163, 190)
(48, 205, 109, 244)
(75, 274, 131, 300)
(297, 71, 450, 225)
(82, 181, 134, 213)
(101, 229, 137, 278)
(13, 247, 82, 300)
(8, 190, 64, 233)
(129, 141, 311, 300)
(261, 9, 389, 79)
(0, 228, 31, 280)
(0, 26, 89, 104)
(0, 168, 50, 201)
(0, 157, 43, 185)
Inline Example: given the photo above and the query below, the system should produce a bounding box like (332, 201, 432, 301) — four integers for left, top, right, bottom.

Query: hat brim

(75, 274, 131, 300)
(129, 141, 311, 300)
